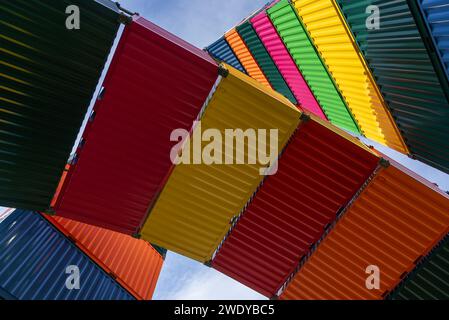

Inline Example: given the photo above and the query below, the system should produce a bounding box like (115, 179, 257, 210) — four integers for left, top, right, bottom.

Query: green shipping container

(0, 0, 120, 209)
(389, 233, 449, 300)
(267, 0, 360, 134)
(337, 0, 449, 174)
(236, 21, 297, 104)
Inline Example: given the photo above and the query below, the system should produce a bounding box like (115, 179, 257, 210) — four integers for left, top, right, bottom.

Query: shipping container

(280, 156, 449, 300)
(389, 232, 449, 300)
(0, 210, 133, 300)
(0, 0, 120, 210)
(225, 29, 273, 89)
(337, 0, 449, 174)
(236, 22, 297, 104)
(417, 0, 449, 87)
(250, 11, 327, 120)
(140, 64, 302, 262)
(267, 0, 359, 134)
(212, 114, 379, 298)
(51, 16, 219, 234)
(47, 216, 164, 300)
(206, 37, 246, 73)
(292, 0, 408, 154)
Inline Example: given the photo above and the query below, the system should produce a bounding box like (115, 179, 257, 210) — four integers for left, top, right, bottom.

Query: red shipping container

(45, 215, 164, 300)
(211, 115, 380, 297)
(51, 16, 219, 234)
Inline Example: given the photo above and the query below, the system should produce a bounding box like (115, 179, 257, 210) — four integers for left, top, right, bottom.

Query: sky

(1, 0, 448, 301)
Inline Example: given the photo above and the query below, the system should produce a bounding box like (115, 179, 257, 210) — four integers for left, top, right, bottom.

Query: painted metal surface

(141, 64, 302, 262)
(225, 29, 273, 89)
(206, 37, 246, 72)
(212, 114, 379, 298)
(389, 232, 449, 300)
(48, 216, 164, 300)
(250, 11, 327, 119)
(292, 0, 408, 154)
(0, 210, 133, 300)
(0, 0, 120, 210)
(236, 21, 297, 104)
(280, 157, 449, 300)
(52, 16, 219, 234)
(338, 0, 449, 174)
(419, 0, 449, 85)
(267, 0, 359, 134)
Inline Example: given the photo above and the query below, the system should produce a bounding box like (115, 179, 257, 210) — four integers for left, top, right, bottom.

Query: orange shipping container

(225, 29, 272, 89)
(45, 215, 164, 300)
(280, 156, 449, 300)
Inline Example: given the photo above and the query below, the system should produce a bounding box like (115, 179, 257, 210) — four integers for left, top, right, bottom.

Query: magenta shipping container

(250, 11, 326, 120)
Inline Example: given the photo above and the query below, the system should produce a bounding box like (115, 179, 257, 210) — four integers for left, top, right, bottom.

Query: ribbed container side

(141, 64, 301, 262)
(0, 0, 120, 210)
(337, 0, 449, 174)
(389, 233, 449, 300)
(280, 157, 449, 300)
(250, 11, 327, 119)
(48, 216, 164, 300)
(212, 115, 379, 297)
(52, 16, 219, 234)
(206, 37, 246, 72)
(225, 29, 273, 89)
(236, 21, 297, 104)
(0, 210, 133, 300)
(267, 0, 359, 134)
(419, 0, 449, 84)
(292, 0, 408, 154)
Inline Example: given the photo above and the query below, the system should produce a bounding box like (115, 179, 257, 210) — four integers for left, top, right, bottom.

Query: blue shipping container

(419, 0, 449, 82)
(206, 37, 246, 72)
(0, 210, 133, 300)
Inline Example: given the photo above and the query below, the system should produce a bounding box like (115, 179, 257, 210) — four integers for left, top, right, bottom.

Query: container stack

(1, 0, 449, 300)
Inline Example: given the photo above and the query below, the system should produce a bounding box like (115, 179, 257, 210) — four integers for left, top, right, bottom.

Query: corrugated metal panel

(236, 21, 297, 104)
(389, 232, 449, 300)
(419, 0, 449, 85)
(140, 64, 302, 262)
(250, 11, 327, 119)
(206, 37, 246, 72)
(225, 29, 273, 89)
(267, 0, 359, 134)
(0, 210, 133, 300)
(280, 157, 449, 300)
(337, 0, 449, 174)
(51, 16, 219, 234)
(292, 0, 408, 154)
(212, 114, 379, 298)
(0, 0, 120, 210)
(47, 215, 164, 300)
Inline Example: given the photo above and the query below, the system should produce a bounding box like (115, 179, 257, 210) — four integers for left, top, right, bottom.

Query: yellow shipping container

(140, 64, 301, 262)
(292, 0, 408, 154)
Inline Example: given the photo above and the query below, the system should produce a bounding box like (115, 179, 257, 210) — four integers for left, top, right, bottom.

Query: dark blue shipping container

(206, 37, 246, 72)
(419, 0, 449, 83)
(0, 210, 133, 300)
